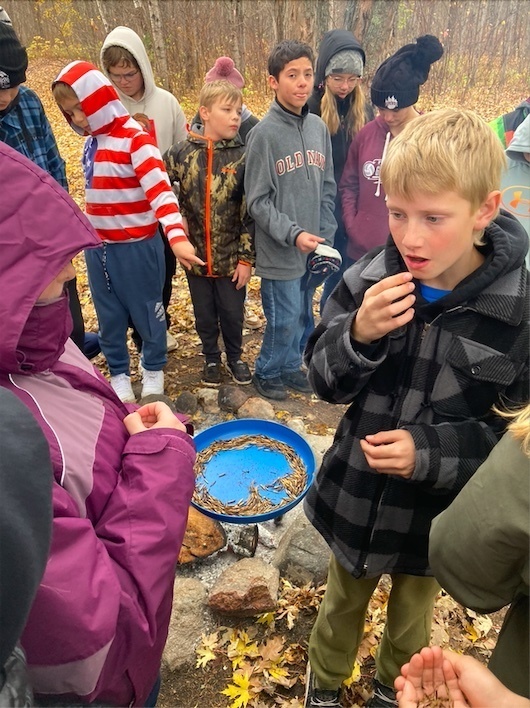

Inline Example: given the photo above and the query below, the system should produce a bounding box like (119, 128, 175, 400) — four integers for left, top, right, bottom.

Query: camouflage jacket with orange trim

(164, 130, 254, 277)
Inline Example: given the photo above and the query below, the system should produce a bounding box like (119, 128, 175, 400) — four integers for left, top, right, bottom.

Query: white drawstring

(375, 131, 391, 197)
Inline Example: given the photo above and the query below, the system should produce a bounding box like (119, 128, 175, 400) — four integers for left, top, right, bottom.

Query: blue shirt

(420, 283, 451, 302)
(0, 86, 67, 190)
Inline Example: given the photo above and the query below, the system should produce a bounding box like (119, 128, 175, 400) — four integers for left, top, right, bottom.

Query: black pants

(131, 225, 173, 351)
(67, 277, 85, 351)
(187, 273, 245, 363)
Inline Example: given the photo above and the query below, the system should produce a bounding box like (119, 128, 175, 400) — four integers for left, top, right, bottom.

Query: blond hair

(199, 80, 242, 110)
(381, 108, 505, 214)
(52, 81, 78, 103)
(320, 83, 367, 139)
(494, 403, 530, 457)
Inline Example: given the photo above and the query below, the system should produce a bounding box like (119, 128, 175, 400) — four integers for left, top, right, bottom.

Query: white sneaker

(166, 330, 178, 352)
(141, 369, 164, 398)
(110, 373, 136, 403)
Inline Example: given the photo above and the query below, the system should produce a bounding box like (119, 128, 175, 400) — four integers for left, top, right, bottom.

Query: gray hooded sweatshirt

(244, 100, 336, 280)
(501, 113, 530, 267)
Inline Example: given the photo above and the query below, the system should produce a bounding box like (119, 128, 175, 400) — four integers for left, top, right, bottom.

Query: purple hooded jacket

(339, 115, 392, 260)
(0, 142, 196, 706)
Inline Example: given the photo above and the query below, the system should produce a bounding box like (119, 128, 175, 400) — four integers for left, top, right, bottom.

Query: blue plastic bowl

(191, 419, 316, 524)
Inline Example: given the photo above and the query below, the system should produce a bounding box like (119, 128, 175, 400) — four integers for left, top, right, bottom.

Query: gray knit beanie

(325, 49, 364, 78)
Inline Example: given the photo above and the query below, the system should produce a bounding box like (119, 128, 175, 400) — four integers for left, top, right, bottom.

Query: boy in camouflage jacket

(165, 80, 254, 386)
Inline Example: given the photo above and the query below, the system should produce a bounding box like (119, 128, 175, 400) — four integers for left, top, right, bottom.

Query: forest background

(9, 0, 530, 121)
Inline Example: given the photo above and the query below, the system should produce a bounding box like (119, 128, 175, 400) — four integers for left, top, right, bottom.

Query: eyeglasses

(328, 75, 362, 87)
(108, 69, 139, 83)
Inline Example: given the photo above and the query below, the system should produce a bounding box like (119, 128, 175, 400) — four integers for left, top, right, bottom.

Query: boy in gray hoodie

(244, 40, 337, 400)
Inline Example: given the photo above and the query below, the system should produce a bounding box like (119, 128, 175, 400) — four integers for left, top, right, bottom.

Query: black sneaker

(365, 679, 398, 707)
(226, 359, 252, 385)
(282, 369, 312, 393)
(304, 664, 342, 708)
(252, 374, 287, 401)
(202, 361, 221, 386)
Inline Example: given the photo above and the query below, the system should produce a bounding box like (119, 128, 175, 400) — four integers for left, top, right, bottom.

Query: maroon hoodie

(339, 116, 391, 260)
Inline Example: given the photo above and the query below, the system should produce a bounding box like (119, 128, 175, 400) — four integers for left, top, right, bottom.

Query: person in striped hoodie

(52, 61, 203, 403)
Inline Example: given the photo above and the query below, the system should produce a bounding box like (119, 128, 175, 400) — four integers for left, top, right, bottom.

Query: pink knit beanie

(205, 57, 244, 89)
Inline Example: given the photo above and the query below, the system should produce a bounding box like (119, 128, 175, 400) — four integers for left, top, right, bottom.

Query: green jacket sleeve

(429, 432, 529, 613)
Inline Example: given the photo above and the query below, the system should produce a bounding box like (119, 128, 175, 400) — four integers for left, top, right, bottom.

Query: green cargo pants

(308, 554, 440, 690)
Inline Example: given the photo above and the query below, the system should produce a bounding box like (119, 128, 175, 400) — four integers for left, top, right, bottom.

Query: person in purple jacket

(340, 35, 443, 263)
(0, 141, 196, 707)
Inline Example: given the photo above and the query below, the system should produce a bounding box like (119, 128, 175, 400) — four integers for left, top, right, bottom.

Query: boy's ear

(474, 190, 501, 230)
(268, 74, 279, 92)
(199, 105, 209, 123)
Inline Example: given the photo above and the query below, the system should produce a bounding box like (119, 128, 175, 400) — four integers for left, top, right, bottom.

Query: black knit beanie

(0, 22, 28, 89)
(371, 35, 443, 110)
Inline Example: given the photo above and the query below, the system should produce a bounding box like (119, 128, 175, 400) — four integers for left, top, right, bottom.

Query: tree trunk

(229, 0, 245, 76)
(94, 0, 110, 34)
(273, 0, 288, 44)
(343, 0, 356, 31)
(315, 0, 330, 44)
(351, 0, 374, 44)
(145, 0, 170, 89)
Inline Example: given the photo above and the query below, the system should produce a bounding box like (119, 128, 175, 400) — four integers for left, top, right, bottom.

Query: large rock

(273, 512, 331, 586)
(163, 577, 208, 670)
(138, 393, 176, 410)
(305, 433, 334, 469)
(196, 387, 219, 413)
(178, 507, 227, 564)
(208, 557, 279, 616)
(287, 417, 306, 435)
(218, 384, 250, 413)
(175, 390, 198, 415)
(236, 396, 275, 420)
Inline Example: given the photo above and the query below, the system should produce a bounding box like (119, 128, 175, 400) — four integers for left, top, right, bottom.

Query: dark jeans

(186, 273, 246, 363)
(320, 219, 354, 314)
(300, 284, 317, 354)
(131, 225, 174, 351)
(67, 277, 85, 351)
(144, 675, 161, 707)
(320, 255, 354, 313)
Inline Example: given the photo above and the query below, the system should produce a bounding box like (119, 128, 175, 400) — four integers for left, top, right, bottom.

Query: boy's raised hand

(295, 231, 325, 253)
(124, 401, 186, 435)
(352, 272, 415, 344)
(360, 429, 415, 478)
(232, 262, 252, 290)
(171, 240, 206, 270)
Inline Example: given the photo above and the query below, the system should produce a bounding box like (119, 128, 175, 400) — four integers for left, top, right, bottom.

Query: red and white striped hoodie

(53, 61, 188, 246)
